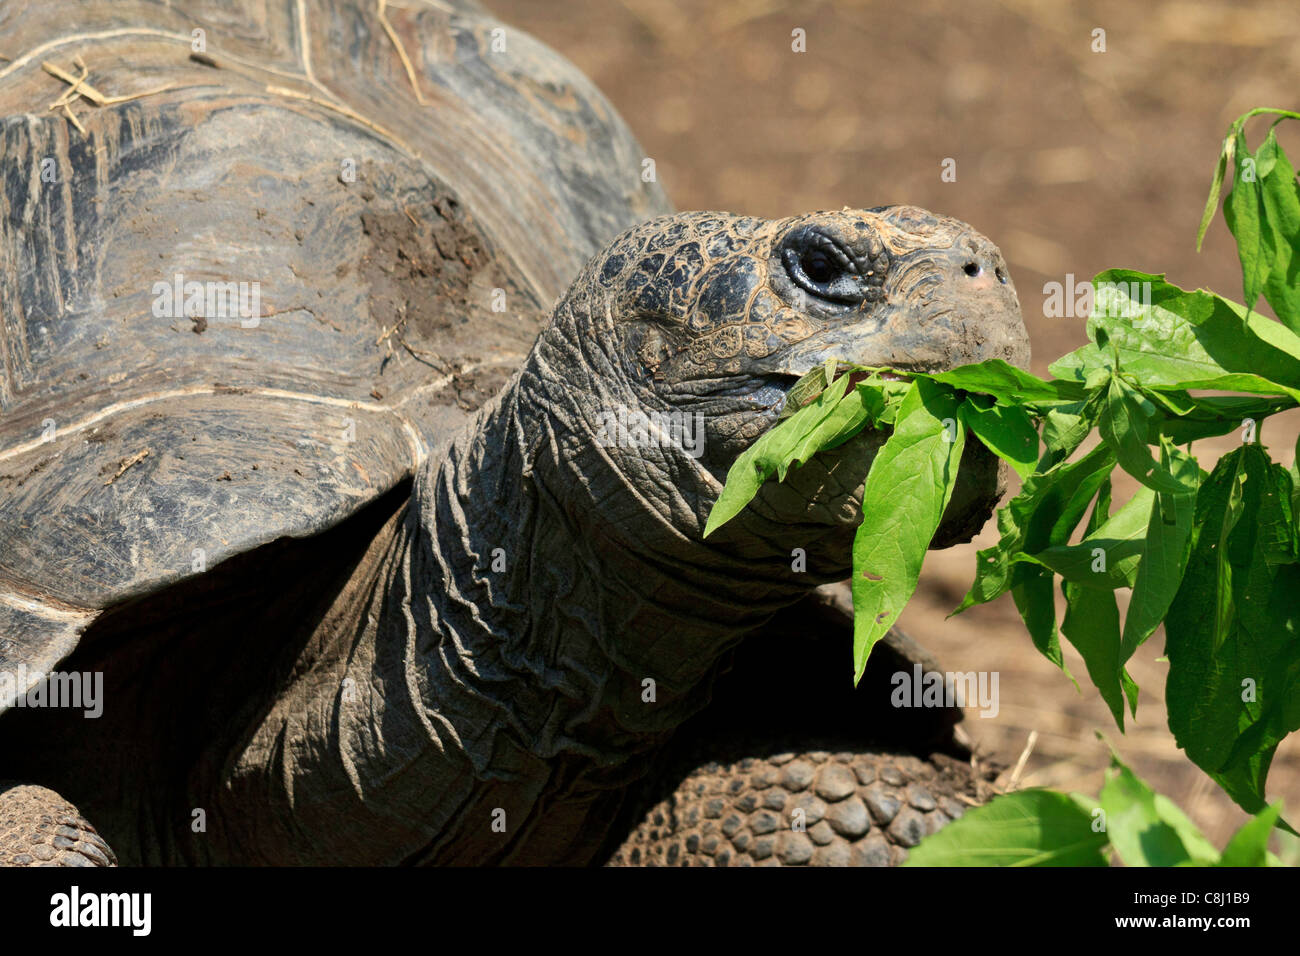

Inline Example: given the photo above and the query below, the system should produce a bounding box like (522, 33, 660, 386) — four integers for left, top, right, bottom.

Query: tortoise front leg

(604, 585, 998, 866)
(0, 782, 116, 867)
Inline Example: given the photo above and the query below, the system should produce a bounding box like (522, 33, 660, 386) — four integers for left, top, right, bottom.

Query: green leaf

(1291, 432, 1300, 522)
(903, 789, 1109, 867)
(957, 443, 1115, 619)
(1060, 584, 1132, 729)
(1158, 393, 1297, 444)
(1196, 133, 1232, 251)
(1165, 445, 1300, 813)
(927, 359, 1085, 406)
(1216, 802, 1283, 867)
(1047, 342, 1105, 382)
(974, 444, 1118, 685)
(1039, 395, 1101, 467)
(1061, 272, 1300, 391)
(1257, 129, 1300, 332)
(776, 383, 879, 479)
(1059, 482, 1131, 728)
(959, 508, 1022, 614)
(1099, 375, 1198, 494)
(1224, 129, 1270, 315)
(1121, 441, 1199, 667)
(1029, 484, 1155, 589)
(1150, 372, 1300, 404)
(703, 369, 855, 537)
(1100, 756, 1219, 866)
(851, 379, 964, 682)
(1012, 565, 1070, 677)
(958, 397, 1039, 479)
(822, 385, 888, 450)
(871, 379, 914, 425)
(776, 363, 834, 420)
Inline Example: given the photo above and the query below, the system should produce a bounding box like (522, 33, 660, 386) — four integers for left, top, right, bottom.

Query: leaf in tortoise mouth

(779, 362, 908, 420)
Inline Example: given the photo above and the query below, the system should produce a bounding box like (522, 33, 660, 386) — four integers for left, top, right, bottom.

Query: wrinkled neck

(408, 328, 827, 760)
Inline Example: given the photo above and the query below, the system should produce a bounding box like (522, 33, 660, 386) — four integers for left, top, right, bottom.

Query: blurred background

(490, 0, 1300, 849)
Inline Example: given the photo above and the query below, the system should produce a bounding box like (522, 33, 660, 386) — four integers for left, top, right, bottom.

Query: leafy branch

(706, 107, 1300, 861)
(904, 750, 1284, 868)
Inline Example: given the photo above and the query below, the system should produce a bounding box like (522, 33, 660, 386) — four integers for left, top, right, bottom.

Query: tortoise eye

(800, 249, 837, 284)
(781, 228, 864, 304)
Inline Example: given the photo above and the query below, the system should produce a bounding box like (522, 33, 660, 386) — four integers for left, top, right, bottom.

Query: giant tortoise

(0, 0, 1028, 866)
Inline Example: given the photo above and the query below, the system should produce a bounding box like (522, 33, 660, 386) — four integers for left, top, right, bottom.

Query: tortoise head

(539, 207, 1029, 556)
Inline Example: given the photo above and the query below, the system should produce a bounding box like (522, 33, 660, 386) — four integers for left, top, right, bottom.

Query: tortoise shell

(0, 0, 670, 708)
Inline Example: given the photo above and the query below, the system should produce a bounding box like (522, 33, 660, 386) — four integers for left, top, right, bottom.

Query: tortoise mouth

(769, 365, 918, 419)
(745, 415, 1004, 551)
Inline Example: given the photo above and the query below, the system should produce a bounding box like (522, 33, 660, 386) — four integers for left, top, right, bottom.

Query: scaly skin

(0, 783, 116, 867)
(606, 746, 984, 867)
(200, 208, 1027, 865)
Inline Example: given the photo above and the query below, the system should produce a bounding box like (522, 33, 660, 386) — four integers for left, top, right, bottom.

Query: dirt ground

(490, 0, 1300, 851)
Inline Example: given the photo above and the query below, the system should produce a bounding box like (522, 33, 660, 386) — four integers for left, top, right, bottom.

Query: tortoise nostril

(995, 266, 1008, 284)
(963, 261, 981, 277)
